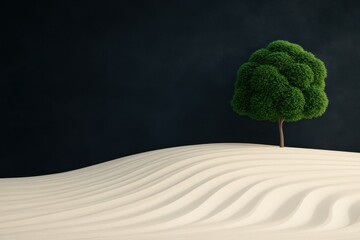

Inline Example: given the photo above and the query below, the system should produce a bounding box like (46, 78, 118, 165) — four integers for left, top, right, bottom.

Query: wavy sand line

(1, 143, 360, 240)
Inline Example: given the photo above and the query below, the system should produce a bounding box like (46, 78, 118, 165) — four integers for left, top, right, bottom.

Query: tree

(231, 40, 328, 147)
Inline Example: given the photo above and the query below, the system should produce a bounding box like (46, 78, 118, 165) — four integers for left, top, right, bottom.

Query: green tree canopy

(231, 40, 329, 147)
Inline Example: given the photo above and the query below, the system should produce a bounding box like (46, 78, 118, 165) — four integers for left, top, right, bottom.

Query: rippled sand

(1, 143, 360, 240)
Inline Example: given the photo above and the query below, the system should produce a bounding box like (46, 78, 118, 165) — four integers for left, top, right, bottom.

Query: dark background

(1, 0, 359, 177)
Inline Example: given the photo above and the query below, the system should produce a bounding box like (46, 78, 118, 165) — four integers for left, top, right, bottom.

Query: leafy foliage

(231, 40, 328, 122)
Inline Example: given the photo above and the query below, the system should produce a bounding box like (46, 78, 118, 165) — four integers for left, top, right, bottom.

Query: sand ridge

(1, 143, 360, 240)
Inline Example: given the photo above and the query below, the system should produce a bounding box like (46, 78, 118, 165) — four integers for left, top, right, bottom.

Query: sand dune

(1, 143, 360, 240)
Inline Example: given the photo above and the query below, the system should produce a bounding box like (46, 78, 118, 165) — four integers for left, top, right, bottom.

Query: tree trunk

(278, 118, 285, 148)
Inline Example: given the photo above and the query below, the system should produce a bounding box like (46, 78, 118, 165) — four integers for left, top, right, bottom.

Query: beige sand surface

(1, 143, 360, 240)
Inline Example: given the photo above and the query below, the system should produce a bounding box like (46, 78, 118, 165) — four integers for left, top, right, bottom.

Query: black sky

(1, 0, 360, 177)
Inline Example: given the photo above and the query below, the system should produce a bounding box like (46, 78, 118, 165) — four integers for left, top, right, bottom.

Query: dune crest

(1, 143, 360, 240)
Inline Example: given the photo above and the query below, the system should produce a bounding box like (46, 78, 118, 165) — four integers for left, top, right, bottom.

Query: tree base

(278, 118, 285, 148)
